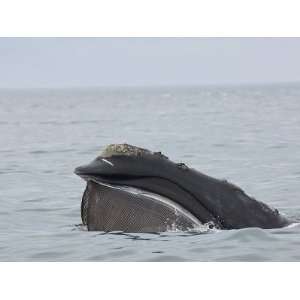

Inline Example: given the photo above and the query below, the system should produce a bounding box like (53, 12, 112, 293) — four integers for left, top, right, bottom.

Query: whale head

(74, 144, 203, 232)
(74, 143, 169, 180)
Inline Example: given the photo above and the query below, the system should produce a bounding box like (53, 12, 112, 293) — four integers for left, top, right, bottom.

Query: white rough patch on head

(101, 143, 152, 158)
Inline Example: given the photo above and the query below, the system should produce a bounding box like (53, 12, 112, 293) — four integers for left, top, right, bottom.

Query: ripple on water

(145, 255, 189, 262)
(189, 243, 235, 254)
(24, 197, 48, 203)
(223, 227, 279, 243)
(88, 250, 135, 261)
(30, 251, 71, 260)
(215, 253, 268, 262)
(16, 207, 68, 213)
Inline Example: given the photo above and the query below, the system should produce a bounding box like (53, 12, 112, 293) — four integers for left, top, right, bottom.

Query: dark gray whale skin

(75, 149, 291, 231)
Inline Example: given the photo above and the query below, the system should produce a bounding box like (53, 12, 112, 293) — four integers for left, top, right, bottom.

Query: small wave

(224, 227, 278, 242)
(29, 148, 75, 155)
(30, 251, 71, 260)
(146, 255, 189, 262)
(285, 222, 300, 229)
(73, 224, 88, 231)
(29, 150, 48, 154)
(16, 207, 67, 213)
(165, 220, 219, 234)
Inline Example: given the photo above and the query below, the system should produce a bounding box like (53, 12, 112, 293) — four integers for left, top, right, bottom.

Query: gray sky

(1, 38, 300, 88)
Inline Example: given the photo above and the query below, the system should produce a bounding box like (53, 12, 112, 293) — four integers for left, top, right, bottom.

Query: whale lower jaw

(81, 180, 204, 233)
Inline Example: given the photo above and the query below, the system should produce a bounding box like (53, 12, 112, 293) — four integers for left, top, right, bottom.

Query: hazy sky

(1, 38, 300, 88)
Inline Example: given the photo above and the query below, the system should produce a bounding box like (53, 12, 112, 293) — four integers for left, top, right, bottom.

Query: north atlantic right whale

(75, 144, 291, 232)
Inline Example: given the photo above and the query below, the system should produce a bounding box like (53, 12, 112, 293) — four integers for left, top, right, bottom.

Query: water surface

(1, 84, 300, 261)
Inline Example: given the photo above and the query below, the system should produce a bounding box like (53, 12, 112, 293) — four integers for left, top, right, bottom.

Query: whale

(75, 143, 291, 232)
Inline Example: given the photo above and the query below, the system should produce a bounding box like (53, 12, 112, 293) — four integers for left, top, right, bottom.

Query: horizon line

(0, 80, 300, 90)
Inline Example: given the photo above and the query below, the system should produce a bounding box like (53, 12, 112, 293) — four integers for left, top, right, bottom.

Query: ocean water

(1, 84, 300, 261)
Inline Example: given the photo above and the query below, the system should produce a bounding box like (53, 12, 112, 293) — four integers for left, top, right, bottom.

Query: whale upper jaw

(74, 144, 170, 180)
(74, 159, 104, 178)
(74, 143, 157, 177)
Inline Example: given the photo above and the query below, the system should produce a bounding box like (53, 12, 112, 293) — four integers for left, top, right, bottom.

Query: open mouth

(81, 179, 203, 232)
